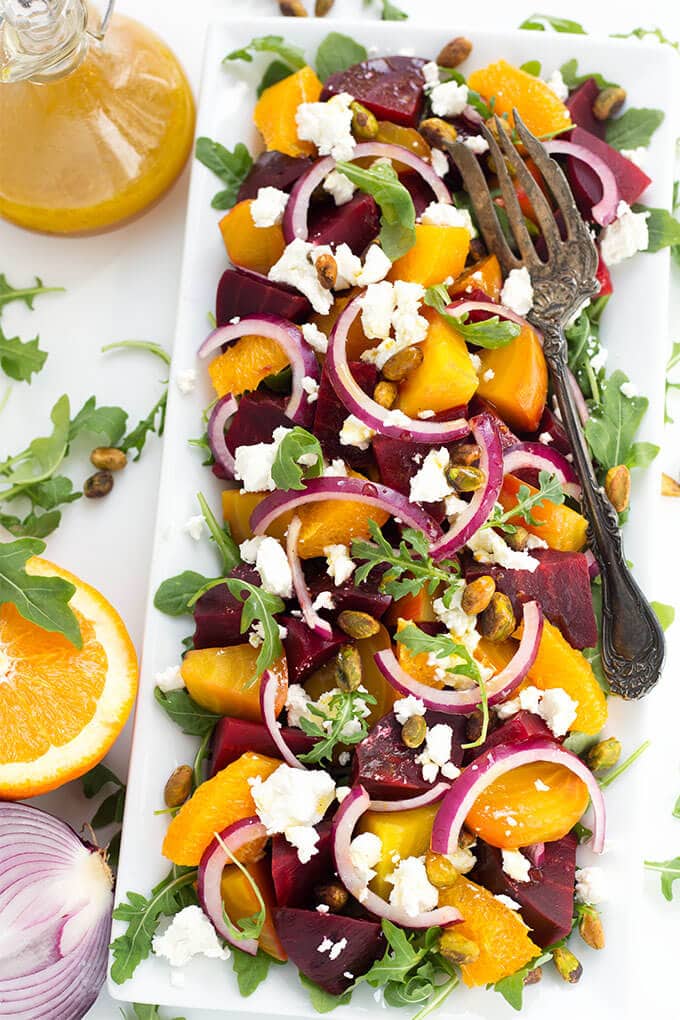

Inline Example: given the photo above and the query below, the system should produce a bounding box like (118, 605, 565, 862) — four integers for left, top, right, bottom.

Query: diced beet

(308, 193, 380, 255)
(353, 710, 465, 800)
(321, 56, 427, 128)
(313, 361, 378, 470)
(565, 79, 605, 140)
(215, 267, 310, 326)
(595, 252, 613, 297)
(402, 172, 440, 217)
(532, 406, 572, 456)
(464, 548, 598, 650)
(566, 126, 652, 221)
(466, 710, 553, 762)
(274, 907, 385, 993)
(467, 397, 519, 450)
(225, 392, 292, 455)
(305, 566, 392, 620)
(237, 150, 314, 202)
(281, 615, 348, 684)
(372, 434, 446, 522)
(210, 717, 316, 775)
(193, 564, 261, 649)
(471, 834, 577, 946)
(271, 821, 334, 908)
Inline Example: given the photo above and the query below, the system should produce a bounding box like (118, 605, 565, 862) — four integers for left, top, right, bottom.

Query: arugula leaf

(101, 339, 171, 367)
(83, 762, 125, 798)
(120, 390, 167, 461)
(485, 469, 564, 532)
(197, 492, 240, 571)
(271, 427, 324, 491)
(352, 520, 462, 605)
(644, 857, 680, 901)
(233, 947, 281, 996)
(584, 369, 652, 472)
(611, 26, 679, 50)
(24, 475, 81, 511)
(520, 60, 542, 76)
(424, 283, 520, 348)
(225, 35, 306, 69)
(633, 204, 680, 254)
(0, 509, 62, 539)
(598, 739, 650, 789)
(0, 394, 71, 497)
(69, 396, 128, 445)
(671, 183, 680, 270)
(0, 329, 47, 383)
(606, 108, 664, 150)
(316, 32, 367, 81)
(225, 577, 285, 679)
(298, 687, 376, 765)
(126, 1005, 186, 1020)
(195, 138, 254, 211)
(673, 794, 680, 820)
(361, 922, 458, 1018)
(519, 13, 587, 33)
(0, 537, 81, 647)
(257, 60, 293, 97)
(559, 58, 619, 91)
(334, 160, 415, 260)
(379, 0, 408, 20)
(0, 475, 81, 540)
(0, 274, 64, 314)
(299, 972, 353, 1012)
(154, 687, 221, 736)
(651, 600, 675, 632)
(154, 571, 213, 616)
(493, 951, 552, 1010)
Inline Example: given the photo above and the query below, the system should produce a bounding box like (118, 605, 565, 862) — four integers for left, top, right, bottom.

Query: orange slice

(467, 59, 572, 138)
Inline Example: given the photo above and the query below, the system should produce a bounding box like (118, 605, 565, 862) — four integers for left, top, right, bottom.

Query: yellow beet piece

(475, 325, 548, 433)
(219, 200, 285, 275)
(397, 307, 478, 418)
(181, 645, 288, 721)
(253, 65, 323, 157)
(389, 224, 470, 288)
(305, 624, 395, 726)
(499, 474, 588, 552)
(358, 802, 440, 900)
(467, 59, 572, 138)
(221, 857, 287, 961)
(208, 334, 290, 398)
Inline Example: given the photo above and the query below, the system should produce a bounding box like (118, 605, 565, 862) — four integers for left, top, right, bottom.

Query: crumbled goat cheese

(317, 937, 333, 954)
(393, 695, 426, 725)
(463, 134, 490, 155)
(285, 684, 313, 728)
(323, 168, 356, 205)
(495, 894, 521, 911)
(233, 425, 291, 492)
(429, 80, 469, 118)
(409, 447, 454, 504)
(467, 527, 540, 572)
(250, 186, 288, 227)
(329, 938, 348, 961)
(175, 368, 197, 394)
(359, 280, 396, 341)
(336, 785, 351, 803)
(324, 458, 348, 477)
(620, 380, 638, 399)
(361, 281, 428, 368)
(312, 590, 335, 612)
(545, 68, 569, 101)
(590, 346, 608, 373)
(251, 764, 336, 863)
(152, 906, 229, 967)
(269, 238, 334, 314)
(154, 665, 185, 693)
(421, 202, 476, 236)
(498, 684, 577, 737)
(502, 849, 532, 883)
(575, 866, 608, 905)
(357, 245, 393, 285)
(445, 492, 469, 517)
(500, 266, 534, 316)
(418, 409, 435, 419)
(469, 352, 482, 372)
(386, 856, 439, 917)
(317, 904, 330, 913)
(183, 514, 205, 541)
(416, 723, 454, 782)
(620, 146, 648, 169)
(538, 431, 553, 445)
(339, 414, 375, 450)
(301, 376, 319, 403)
(325, 543, 356, 585)
(302, 321, 329, 354)
(338, 751, 350, 766)
(599, 201, 649, 266)
(482, 368, 495, 382)
(430, 148, 449, 178)
(296, 92, 356, 161)
(446, 845, 476, 874)
(241, 534, 292, 598)
(349, 832, 383, 887)
(421, 60, 440, 86)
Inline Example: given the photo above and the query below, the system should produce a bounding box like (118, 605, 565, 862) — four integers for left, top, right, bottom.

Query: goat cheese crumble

(545, 68, 569, 101)
(500, 266, 534, 316)
(393, 695, 426, 725)
(386, 856, 439, 917)
(152, 906, 229, 967)
(361, 281, 428, 367)
(302, 321, 329, 354)
(183, 514, 205, 541)
(269, 238, 334, 314)
(250, 764, 336, 863)
(496, 684, 578, 737)
(296, 92, 356, 161)
(575, 866, 608, 905)
(349, 832, 383, 887)
(154, 665, 184, 693)
(339, 414, 375, 450)
(239, 534, 293, 598)
(175, 368, 197, 394)
(502, 849, 532, 883)
(430, 147, 449, 178)
(420, 202, 476, 236)
(463, 134, 490, 155)
(409, 447, 455, 504)
(324, 543, 356, 585)
(429, 80, 469, 118)
(250, 186, 288, 227)
(323, 168, 356, 205)
(599, 201, 649, 266)
(467, 527, 540, 571)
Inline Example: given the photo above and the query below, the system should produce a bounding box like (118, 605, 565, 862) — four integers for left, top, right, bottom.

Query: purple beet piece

(215, 267, 310, 326)
(210, 717, 316, 776)
(305, 566, 392, 620)
(237, 150, 314, 202)
(225, 392, 292, 455)
(308, 193, 380, 255)
(353, 710, 465, 800)
(321, 55, 427, 128)
(281, 615, 348, 684)
(402, 172, 440, 217)
(466, 710, 553, 762)
(471, 834, 577, 946)
(531, 406, 572, 456)
(565, 78, 606, 139)
(464, 548, 598, 650)
(372, 434, 452, 522)
(467, 397, 520, 450)
(566, 126, 652, 221)
(274, 908, 386, 993)
(271, 821, 334, 908)
(313, 361, 378, 471)
(193, 564, 261, 649)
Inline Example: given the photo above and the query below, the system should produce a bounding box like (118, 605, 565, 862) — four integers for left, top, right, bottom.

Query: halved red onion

(250, 475, 443, 543)
(0, 802, 113, 1020)
(524, 842, 546, 868)
(503, 441, 581, 500)
(326, 295, 470, 444)
(333, 786, 461, 928)
(584, 548, 600, 579)
(374, 601, 543, 713)
(198, 315, 320, 426)
(430, 413, 504, 560)
(286, 515, 333, 641)
(566, 366, 590, 426)
(283, 142, 451, 243)
(197, 816, 268, 956)
(260, 668, 305, 771)
(369, 782, 451, 813)
(207, 393, 238, 478)
(445, 298, 536, 334)
(431, 736, 606, 856)
(544, 140, 619, 226)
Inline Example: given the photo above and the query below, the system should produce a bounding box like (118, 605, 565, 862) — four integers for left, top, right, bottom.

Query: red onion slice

(198, 314, 320, 426)
(445, 298, 536, 334)
(503, 441, 582, 500)
(283, 142, 451, 243)
(286, 515, 333, 641)
(566, 365, 590, 426)
(584, 548, 600, 579)
(197, 816, 269, 956)
(333, 786, 461, 928)
(524, 842, 546, 868)
(369, 782, 451, 813)
(207, 393, 238, 478)
(431, 736, 606, 856)
(429, 413, 504, 561)
(326, 295, 470, 444)
(544, 140, 619, 227)
(250, 475, 443, 543)
(374, 600, 543, 713)
(260, 668, 305, 770)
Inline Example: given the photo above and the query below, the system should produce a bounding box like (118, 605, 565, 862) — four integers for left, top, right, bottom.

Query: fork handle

(544, 329, 665, 698)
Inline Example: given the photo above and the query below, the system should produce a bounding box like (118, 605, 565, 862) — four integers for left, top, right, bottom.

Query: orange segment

(499, 474, 588, 551)
(439, 877, 540, 986)
(221, 857, 287, 961)
(208, 334, 290, 398)
(181, 646, 288, 722)
(467, 59, 572, 138)
(219, 199, 286, 275)
(253, 65, 323, 157)
(162, 751, 279, 866)
(396, 621, 444, 690)
(0, 557, 137, 799)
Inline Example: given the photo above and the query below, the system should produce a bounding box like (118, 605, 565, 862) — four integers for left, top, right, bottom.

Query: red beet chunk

(321, 56, 427, 128)
(532, 406, 572, 457)
(467, 398, 519, 450)
(215, 267, 311, 326)
(274, 907, 385, 994)
(272, 820, 334, 908)
(308, 193, 380, 254)
(210, 717, 316, 775)
(466, 711, 553, 762)
(237, 150, 313, 202)
(225, 392, 292, 455)
(566, 126, 652, 221)
(565, 79, 605, 139)
(305, 564, 392, 620)
(595, 252, 613, 296)
(402, 172, 440, 217)
(313, 361, 378, 471)
(471, 834, 577, 947)
(464, 547, 598, 650)
(193, 564, 261, 649)
(281, 615, 348, 684)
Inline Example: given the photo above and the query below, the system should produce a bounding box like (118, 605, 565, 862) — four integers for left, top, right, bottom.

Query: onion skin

(207, 393, 238, 478)
(503, 441, 582, 500)
(286, 515, 333, 641)
(445, 298, 537, 335)
(544, 140, 620, 226)
(260, 669, 306, 770)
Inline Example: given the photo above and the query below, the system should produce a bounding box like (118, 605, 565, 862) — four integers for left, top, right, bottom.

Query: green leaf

(128, 1005, 186, 1020)
(225, 35, 306, 70)
(101, 339, 171, 367)
(364, 920, 427, 986)
(0, 537, 81, 647)
(610, 26, 679, 50)
(0, 274, 64, 315)
(223, 577, 285, 679)
(334, 160, 415, 260)
(492, 951, 552, 1010)
(232, 947, 281, 996)
(195, 138, 253, 210)
(644, 857, 680, 901)
(298, 687, 376, 765)
(83, 762, 124, 798)
(380, 0, 408, 19)
(120, 390, 167, 461)
(0, 509, 62, 539)
(0, 329, 47, 383)
(23, 475, 81, 511)
(154, 687, 221, 736)
(486, 469, 564, 532)
(559, 58, 619, 91)
(299, 972, 353, 1012)
(562, 730, 598, 756)
(1, 394, 71, 497)
(257, 60, 293, 97)
(316, 32, 367, 81)
(665, 338, 680, 423)
(634, 204, 680, 253)
(352, 520, 462, 605)
(628, 441, 659, 469)
(271, 427, 324, 491)
(584, 369, 650, 472)
(197, 492, 240, 572)
(519, 13, 587, 33)
(520, 60, 542, 76)
(154, 571, 213, 616)
(673, 794, 680, 820)
(424, 283, 520, 348)
(69, 396, 128, 446)
(91, 787, 126, 828)
(605, 108, 664, 150)
(651, 601, 675, 632)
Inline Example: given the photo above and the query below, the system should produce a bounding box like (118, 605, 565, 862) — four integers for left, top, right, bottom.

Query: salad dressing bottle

(0, 0, 195, 234)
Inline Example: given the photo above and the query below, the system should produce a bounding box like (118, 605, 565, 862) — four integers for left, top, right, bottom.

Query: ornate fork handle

(540, 321, 665, 698)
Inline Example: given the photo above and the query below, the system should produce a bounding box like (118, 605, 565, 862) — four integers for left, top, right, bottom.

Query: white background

(1, 0, 678, 1018)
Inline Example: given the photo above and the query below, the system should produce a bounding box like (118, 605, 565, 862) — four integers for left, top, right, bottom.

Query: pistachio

(401, 714, 427, 749)
(661, 472, 680, 497)
(504, 525, 530, 552)
(586, 736, 622, 773)
(578, 908, 605, 950)
(458, 828, 476, 850)
(279, 0, 308, 13)
(465, 710, 485, 745)
(419, 117, 458, 149)
(461, 575, 496, 615)
(90, 446, 127, 472)
(425, 850, 460, 889)
(524, 966, 543, 985)
(478, 592, 516, 642)
(84, 470, 113, 499)
(438, 929, 480, 966)
(315, 881, 349, 912)
(373, 380, 398, 409)
(382, 345, 424, 382)
(314, 0, 334, 13)
(449, 442, 481, 466)
(447, 464, 485, 493)
(592, 85, 627, 121)
(164, 764, 193, 808)
(436, 36, 473, 68)
(315, 252, 338, 290)
(553, 946, 583, 984)
(350, 100, 379, 140)
(338, 610, 380, 639)
(605, 464, 631, 513)
(336, 644, 363, 692)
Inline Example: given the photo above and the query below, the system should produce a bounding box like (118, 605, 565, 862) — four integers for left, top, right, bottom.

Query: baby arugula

(0, 537, 81, 646)
(0, 273, 63, 384)
(424, 283, 521, 348)
(644, 857, 680, 901)
(352, 520, 463, 605)
(334, 161, 416, 261)
(484, 470, 564, 534)
(271, 427, 324, 490)
(194, 138, 253, 210)
(82, 762, 126, 869)
(298, 688, 377, 765)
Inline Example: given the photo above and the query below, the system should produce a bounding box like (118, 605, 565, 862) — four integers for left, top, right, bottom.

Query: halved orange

(0, 556, 138, 799)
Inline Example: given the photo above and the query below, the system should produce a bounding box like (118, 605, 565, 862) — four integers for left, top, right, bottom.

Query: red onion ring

(374, 601, 543, 713)
(326, 294, 470, 444)
(250, 475, 443, 543)
(544, 140, 620, 226)
(259, 668, 305, 770)
(369, 782, 451, 812)
(197, 816, 268, 956)
(566, 366, 590, 426)
(198, 314, 320, 426)
(430, 413, 504, 560)
(286, 515, 333, 641)
(283, 142, 451, 243)
(445, 298, 536, 334)
(524, 842, 546, 867)
(584, 548, 600, 580)
(503, 441, 582, 500)
(431, 736, 606, 856)
(332, 785, 461, 928)
(207, 393, 238, 478)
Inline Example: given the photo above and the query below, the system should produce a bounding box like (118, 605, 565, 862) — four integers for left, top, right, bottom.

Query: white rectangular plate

(110, 18, 678, 1019)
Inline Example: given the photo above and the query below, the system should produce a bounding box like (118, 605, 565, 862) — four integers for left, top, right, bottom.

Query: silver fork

(445, 111, 665, 699)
